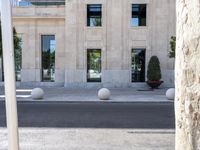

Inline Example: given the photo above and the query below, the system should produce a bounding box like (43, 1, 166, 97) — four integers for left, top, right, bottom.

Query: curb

(0, 99, 174, 104)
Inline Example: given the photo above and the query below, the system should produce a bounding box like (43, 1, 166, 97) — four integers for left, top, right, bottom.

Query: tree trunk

(175, 0, 200, 150)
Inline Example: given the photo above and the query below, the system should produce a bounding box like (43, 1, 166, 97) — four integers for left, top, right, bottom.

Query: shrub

(147, 56, 161, 81)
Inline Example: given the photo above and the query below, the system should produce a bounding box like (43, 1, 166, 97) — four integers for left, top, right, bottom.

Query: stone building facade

(0, 0, 176, 88)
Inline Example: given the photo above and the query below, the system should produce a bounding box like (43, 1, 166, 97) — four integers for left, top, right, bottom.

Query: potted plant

(146, 56, 163, 88)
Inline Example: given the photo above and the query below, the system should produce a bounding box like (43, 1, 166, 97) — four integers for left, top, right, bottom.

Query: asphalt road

(0, 102, 175, 129)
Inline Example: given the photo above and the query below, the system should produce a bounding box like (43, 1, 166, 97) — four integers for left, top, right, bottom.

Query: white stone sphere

(31, 88, 44, 100)
(166, 88, 175, 100)
(98, 88, 111, 100)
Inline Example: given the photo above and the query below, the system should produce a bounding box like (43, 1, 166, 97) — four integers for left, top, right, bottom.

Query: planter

(146, 80, 163, 89)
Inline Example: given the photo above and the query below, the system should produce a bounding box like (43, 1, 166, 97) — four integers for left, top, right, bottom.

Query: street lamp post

(0, 0, 19, 150)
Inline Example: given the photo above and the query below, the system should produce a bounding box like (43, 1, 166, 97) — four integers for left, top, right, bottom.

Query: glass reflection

(87, 4, 102, 27)
(41, 35, 56, 82)
(132, 4, 146, 27)
(87, 50, 101, 82)
(131, 49, 146, 82)
(15, 34, 22, 81)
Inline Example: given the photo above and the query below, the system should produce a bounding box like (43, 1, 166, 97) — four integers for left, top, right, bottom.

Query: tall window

(41, 35, 56, 82)
(132, 4, 146, 27)
(131, 49, 146, 82)
(87, 4, 102, 27)
(87, 49, 101, 82)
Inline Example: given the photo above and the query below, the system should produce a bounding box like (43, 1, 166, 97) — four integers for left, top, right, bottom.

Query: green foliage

(88, 51, 101, 71)
(13, 28, 22, 72)
(0, 24, 22, 59)
(42, 50, 55, 70)
(0, 23, 22, 80)
(169, 36, 176, 58)
(147, 56, 161, 81)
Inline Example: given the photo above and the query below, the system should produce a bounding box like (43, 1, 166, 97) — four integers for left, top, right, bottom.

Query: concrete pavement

(0, 128, 175, 150)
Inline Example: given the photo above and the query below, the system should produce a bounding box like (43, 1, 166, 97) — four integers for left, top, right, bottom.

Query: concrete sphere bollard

(166, 88, 175, 100)
(98, 88, 111, 100)
(31, 88, 44, 100)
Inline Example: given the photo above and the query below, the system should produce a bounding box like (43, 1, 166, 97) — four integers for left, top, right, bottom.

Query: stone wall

(0, 0, 176, 88)
(64, 0, 176, 87)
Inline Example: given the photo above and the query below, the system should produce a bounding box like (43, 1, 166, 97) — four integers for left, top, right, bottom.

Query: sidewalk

(0, 87, 173, 103)
(0, 128, 175, 150)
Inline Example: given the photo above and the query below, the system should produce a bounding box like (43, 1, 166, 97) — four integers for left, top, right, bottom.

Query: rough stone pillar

(175, 0, 200, 149)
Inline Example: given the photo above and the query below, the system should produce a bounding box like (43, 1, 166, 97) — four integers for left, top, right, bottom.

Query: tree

(13, 28, 22, 73)
(0, 24, 22, 59)
(175, 0, 200, 149)
(169, 36, 176, 58)
(0, 23, 22, 80)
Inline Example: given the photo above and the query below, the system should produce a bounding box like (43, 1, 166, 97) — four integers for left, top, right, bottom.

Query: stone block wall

(0, 0, 176, 88)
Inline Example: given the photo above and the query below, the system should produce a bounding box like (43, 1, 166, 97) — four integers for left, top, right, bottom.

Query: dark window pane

(87, 4, 102, 27)
(31, 2, 65, 6)
(132, 4, 146, 26)
(132, 5, 139, 12)
(41, 35, 56, 82)
(131, 49, 146, 82)
(87, 50, 101, 82)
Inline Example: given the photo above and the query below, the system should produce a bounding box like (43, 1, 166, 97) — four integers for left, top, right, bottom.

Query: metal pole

(1, 0, 19, 150)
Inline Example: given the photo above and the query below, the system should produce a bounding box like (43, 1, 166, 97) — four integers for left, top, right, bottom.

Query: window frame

(87, 49, 102, 82)
(131, 48, 146, 82)
(131, 4, 147, 27)
(41, 35, 56, 82)
(87, 4, 102, 27)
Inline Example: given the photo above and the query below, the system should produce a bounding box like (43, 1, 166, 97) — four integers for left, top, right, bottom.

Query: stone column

(65, 0, 85, 87)
(21, 20, 38, 82)
(103, 0, 129, 88)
